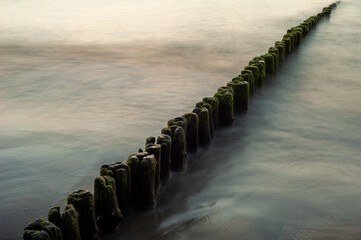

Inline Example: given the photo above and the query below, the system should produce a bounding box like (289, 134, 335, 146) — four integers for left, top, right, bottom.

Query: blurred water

(1, 0, 361, 239)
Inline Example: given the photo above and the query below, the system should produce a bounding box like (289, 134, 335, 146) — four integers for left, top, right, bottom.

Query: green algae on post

(145, 143, 162, 193)
(48, 207, 62, 229)
(156, 134, 172, 179)
(214, 89, 234, 126)
(268, 47, 280, 68)
(290, 28, 303, 44)
(67, 190, 99, 240)
(260, 54, 275, 74)
(126, 155, 140, 206)
(182, 112, 199, 153)
(249, 59, 266, 85)
(100, 162, 131, 213)
(274, 41, 286, 60)
(94, 176, 122, 233)
(203, 102, 214, 138)
(284, 32, 296, 50)
(168, 117, 187, 138)
(169, 126, 186, 170)
(317, 12, 324, 20)
(139, 155, 157, 209)
(192, 107, 211, 146)
(23, 218, 62, 240)
(168, 117, 188, 154)
(286, 29, 300, 45)
(244, 65, 260, 86)
(227, 79, 249, 112)
(115, 168, 131, 213)
(202, 97, 219, 130)
(323, 7, 332, 15)
(240, 70, 255, 93)
(161, 127, 172, 136)
(282, 37, 292, 54)
(61, 204, 81, 240)
(299, 23, 309, 35)
(196, 102, 214, 138)
(145, 136, 156, 148)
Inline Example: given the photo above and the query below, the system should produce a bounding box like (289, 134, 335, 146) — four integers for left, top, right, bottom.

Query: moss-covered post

(268, 47, 279, 68)
(182, 112, 199, 153)
(196, 102, 214, 138)
(283, 37, 292, 54)
(168, 117, 188, 154)
(61, 204, 81, 240)
(23, 219, 62, 240)
(145, 143, 162, 193)
(227, 78, 249, 112)
(156, 134, 172, 179)
(290, 27, 303, 44)
(161, 127, 172, 136)
(138, 154, 157, 209)
(275, 41, 286, 61)
(240, 70, 255, 93)
(249, 58, 266, 85)
(169, 126, 186, 170)
(126, 155, 140, 206)
(202, 97, 220, 130)
(323, 6, 331, 16)
(299, 23, 309, 35)
(304, 17, 317, 30)
(94, 176, 122, 233)
(67, 190, 99, 240)
(145, 136, 156, 148)
(100, 162, 131, 213)
(192, 107, 211, 146)
(260, 54, 275, 74)
(284, 32, 296, 49)
(302, 20, 312, 31)
(214, 89, 234, 126)
(317, 12, 324, 20)
(244, 65, 259, 86)
(48, 207, 62, 229)
(115, 168, 130, 212)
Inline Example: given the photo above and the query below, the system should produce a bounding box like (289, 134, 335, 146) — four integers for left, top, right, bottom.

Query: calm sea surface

(1, 0, 361, 239)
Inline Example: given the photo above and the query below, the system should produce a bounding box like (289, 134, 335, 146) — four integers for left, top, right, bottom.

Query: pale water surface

(1, 0, 361, 239)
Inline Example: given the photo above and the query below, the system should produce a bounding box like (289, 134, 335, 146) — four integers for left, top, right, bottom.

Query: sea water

(1, 0, 361, 239)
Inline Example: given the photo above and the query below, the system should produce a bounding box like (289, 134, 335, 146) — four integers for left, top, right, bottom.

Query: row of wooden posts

(23, 3, 339, 240)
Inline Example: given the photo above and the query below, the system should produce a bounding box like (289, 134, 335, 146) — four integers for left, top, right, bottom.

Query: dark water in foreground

(1, 0, 361, 239)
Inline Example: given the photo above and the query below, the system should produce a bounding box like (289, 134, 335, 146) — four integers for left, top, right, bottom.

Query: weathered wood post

(48, 207, 62, 229)
(202, 97, 220, 130)
(138, 154, 157, 209)
(100, 162, 131, 213)
(156, 134, 172, 179)
(214, 88, 234, 126)
(94, 175, 122, 233)
(182, 112, 199, 153)
(192, 107, 211, 146)
(23, 219, 62, 240)
(61, 204, 81, 240)
(196, 102, 214, 138)
(145, 143, 162, 193)
(169, 126, 186, 170)
(67, 190, 99, 240)
(227, 78, 249, 112)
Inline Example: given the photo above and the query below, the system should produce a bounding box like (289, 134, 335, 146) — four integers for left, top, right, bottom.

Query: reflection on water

(1, 0, 361, 239)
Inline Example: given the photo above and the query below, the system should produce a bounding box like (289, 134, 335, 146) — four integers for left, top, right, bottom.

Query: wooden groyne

(22, 3, 339, 239)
